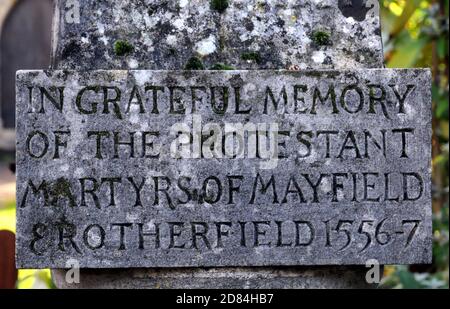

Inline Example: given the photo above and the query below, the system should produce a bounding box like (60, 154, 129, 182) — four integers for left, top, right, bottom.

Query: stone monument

(15, 0, 432, 288)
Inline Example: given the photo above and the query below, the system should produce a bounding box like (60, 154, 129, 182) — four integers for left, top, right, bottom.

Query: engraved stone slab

(16, 69, 432, 268)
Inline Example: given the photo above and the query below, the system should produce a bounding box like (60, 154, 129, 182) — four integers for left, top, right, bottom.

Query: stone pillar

(51, 0, 383, 289)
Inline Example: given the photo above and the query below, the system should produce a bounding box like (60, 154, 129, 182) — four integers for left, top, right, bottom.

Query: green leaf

(387, 35, 429, 68)
(398, 269, 425, 289)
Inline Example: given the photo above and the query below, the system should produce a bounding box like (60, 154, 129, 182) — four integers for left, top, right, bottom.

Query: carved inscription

(16, 70, 432, 268)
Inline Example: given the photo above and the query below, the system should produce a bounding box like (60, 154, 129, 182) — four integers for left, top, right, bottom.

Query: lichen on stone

(210, 0, 229, 13)
(114, 40, 134, 56)
(185, 57, 205, 70)
(195, 35, 217, 56)
(311, 30, 331, 46)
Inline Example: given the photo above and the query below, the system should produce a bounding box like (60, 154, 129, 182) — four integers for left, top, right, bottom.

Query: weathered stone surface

(16, 69, 432, 268)
(52, 0, 383, 71)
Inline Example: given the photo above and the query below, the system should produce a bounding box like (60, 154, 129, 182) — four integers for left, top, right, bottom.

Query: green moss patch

(185, 57, 205, 70)
(114, 40, 134, 56)
(211, 0, 229, 13)
(210, 63, 235, 70)
(311, 30, 331, 46)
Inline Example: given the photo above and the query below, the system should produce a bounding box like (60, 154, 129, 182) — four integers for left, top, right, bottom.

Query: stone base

(52, 267, 375, 289)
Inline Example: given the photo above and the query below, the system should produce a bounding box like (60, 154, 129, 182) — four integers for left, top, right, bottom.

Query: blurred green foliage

(380, 0, 449, 289)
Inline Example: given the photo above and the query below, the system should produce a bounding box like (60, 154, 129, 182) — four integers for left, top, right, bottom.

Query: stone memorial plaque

(16, 69, 432, 268)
